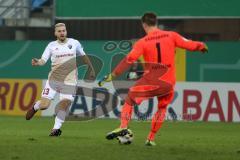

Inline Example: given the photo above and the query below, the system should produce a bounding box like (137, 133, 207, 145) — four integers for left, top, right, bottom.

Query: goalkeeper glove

(98, 73, 115, 87)
(200, 43, 208, 53)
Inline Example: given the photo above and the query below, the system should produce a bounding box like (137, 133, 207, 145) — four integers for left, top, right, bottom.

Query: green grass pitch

(0, 116, 239, 160)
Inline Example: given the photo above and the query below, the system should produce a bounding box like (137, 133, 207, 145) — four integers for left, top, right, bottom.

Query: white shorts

(41, 80, 76, 101)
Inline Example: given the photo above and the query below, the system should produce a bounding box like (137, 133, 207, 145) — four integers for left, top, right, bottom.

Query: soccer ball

(117, 129, 134, 144)
(128, 72, 138, 80)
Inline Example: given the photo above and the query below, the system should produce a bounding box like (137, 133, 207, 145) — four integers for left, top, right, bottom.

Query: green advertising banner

(56, 0, 240, 18)
(0, 40, 129, 79)
(0, 41, 239, 82)
(186, 42, 240, 82)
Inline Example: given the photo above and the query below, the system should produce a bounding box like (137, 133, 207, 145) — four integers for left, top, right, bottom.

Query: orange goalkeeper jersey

(113, 28, 205, 86)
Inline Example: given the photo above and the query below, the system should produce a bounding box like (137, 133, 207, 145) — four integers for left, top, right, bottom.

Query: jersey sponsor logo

(56, 53, 74, 58)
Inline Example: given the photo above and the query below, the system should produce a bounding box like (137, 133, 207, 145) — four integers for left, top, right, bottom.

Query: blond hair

(55, 23, 66, 29)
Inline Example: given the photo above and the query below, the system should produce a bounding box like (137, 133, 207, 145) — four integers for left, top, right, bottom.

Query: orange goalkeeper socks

(120, 102, 133, 128)
(147, 106, 167, 141)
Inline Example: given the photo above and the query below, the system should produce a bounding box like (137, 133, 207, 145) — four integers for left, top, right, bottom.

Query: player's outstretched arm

(172, 32, 208, 53)
(31, 58, 46, 66)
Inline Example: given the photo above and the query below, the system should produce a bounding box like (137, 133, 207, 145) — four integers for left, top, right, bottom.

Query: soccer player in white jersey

(26, 23, 95, 136)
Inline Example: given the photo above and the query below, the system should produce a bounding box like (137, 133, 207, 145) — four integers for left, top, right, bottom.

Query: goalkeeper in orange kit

(98, 12, 208, 146)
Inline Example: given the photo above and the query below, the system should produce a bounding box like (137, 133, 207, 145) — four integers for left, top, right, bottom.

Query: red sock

(120, 102, 133, 128)
(147, 106, 167, 141)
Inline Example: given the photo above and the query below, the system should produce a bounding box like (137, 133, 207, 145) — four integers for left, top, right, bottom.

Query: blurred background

(0, 0, 240, 122)
(1, 0, 240, 41)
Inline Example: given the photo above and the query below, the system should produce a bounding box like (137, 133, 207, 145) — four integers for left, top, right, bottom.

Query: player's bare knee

(58, 99, 72, 111)
(39, 98, 51, 110)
